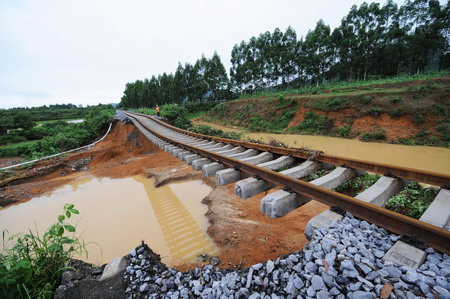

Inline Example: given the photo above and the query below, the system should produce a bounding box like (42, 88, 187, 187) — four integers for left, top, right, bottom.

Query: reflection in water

(69, 177, 92, 191)
(134, 176, 217, 262)
(194, 120, 450, 175)
(0, 176, 214, 265)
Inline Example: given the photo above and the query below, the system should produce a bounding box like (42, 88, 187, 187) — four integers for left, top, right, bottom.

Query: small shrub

(359, 96, 372, 105)
(0, 204, 86, 298)
(360, 131, 386, 142)
(332, 125, 351, 137)
(428, 136, 439, 146)
(416, 130, 429, 138)
(412, 112, 426, 124)
(311, 97, 349, 111)
(368, 107, 384, 117)
(390, 97, 402, 104)
(433, 104, 446, 116)
(389, 109, 402, 118)
(397, 138, 416, 145)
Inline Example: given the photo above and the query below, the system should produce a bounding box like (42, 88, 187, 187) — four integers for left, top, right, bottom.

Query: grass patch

(384, 182, 439, 219)
(239, 71, 449, 100)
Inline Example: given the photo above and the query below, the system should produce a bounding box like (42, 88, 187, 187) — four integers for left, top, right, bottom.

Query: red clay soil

(0, 121, 327, 269)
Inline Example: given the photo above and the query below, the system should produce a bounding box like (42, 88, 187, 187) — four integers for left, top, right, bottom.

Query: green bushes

(0, 106, 115, 159)
(291, 112, 333, 134)
(0, 204, 85, 298)
(331, 125, 351, 137)
(160, 104, 192, 130)
(360, 130, 386, 142)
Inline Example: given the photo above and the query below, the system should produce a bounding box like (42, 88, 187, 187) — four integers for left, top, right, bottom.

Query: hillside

(204, 76, 450, 147)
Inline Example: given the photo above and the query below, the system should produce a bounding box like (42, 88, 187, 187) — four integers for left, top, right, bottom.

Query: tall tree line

(120, 0, 449, 107)
(231, 0, 449, 92)
(120, 52, 230, 108)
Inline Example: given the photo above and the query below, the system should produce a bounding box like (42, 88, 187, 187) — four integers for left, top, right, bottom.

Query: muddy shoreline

(0, 121, 327, 269)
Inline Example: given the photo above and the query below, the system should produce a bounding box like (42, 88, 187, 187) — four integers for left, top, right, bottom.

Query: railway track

(121, 111, 450, 255)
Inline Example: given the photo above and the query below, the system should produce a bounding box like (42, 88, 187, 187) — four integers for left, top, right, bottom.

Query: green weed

(0, 204, 86, 298)
(333, 173, 380, 196)
(303, 169, 326, 182)
(384, 182, 439, 219)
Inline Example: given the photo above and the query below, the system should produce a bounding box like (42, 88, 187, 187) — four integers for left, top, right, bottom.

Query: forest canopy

(119, 0, 449, 108)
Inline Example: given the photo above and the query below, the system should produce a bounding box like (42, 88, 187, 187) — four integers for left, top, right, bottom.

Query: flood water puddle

(0, 176, 217, 266)
(194, 120, 450, 175)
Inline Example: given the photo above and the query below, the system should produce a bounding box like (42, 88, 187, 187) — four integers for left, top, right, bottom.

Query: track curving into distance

(120, 110, 450, 255)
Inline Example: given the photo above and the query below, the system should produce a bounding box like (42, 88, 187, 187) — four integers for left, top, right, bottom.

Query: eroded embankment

(0, 121, 327, 268)
(204, 77, 450, 146)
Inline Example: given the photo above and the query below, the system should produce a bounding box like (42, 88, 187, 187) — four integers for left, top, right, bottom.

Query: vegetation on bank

(0, 105, 115, 159)
(202, 72, 450, 148)
(0, 204, 85, 298)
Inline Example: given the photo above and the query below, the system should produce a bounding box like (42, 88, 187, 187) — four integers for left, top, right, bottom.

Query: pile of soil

(0, 120, 327, 269)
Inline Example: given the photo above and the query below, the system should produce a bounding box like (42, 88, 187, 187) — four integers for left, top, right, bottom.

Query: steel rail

(128, 111, 450, 187)
(123, 111, 450, 254)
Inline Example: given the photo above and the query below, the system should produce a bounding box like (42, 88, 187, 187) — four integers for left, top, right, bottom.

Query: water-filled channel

(194, 120, 450, 175)
(0, 176, 216, 266)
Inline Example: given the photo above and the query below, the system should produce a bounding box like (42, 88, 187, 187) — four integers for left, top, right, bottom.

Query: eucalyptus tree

(303, 20, 332, 85)
(204, 52, 230, 100)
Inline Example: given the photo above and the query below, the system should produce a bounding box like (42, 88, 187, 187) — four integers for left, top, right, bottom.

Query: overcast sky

(0, 0, 419, 109)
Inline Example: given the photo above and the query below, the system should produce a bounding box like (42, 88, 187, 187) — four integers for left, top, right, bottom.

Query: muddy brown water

(194, 120, 450, 175)
(0, 175, 216, 266)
